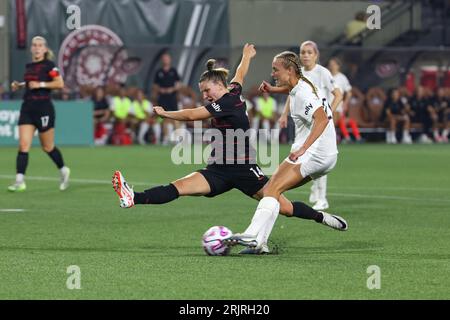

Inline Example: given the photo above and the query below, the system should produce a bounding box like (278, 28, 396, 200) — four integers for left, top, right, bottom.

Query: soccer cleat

(313, 199, 329, 211)
(112, 170, 135, 208)
(60, 167, 71, 191)
(223, 233, 258, 248)
(7, 182, 26, 192)
(239, 243, 270, 255)
(320, 211, 348, 231)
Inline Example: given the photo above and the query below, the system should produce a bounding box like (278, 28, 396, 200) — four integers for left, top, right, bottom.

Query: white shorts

(285, 151, 337, 180)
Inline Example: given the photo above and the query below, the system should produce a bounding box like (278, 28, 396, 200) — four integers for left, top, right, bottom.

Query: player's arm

(289, 107, 329, 161)
(11, 81, 26, 92)
(259, 80, 290, 94)
(278, 96, 290, 128)
(330, 88, 343, 112)
(29, 75, 64, 90)
(153, 106, 212, 121)
(230, 43, 256, 86)
(343, 89, 352, 114)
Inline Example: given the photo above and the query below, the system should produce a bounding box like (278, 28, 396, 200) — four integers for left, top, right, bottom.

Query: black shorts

(198, 164, 269, 198)
(18, 101, 55, 133)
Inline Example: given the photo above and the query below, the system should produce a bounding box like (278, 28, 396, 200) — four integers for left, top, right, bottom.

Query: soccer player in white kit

(226, 51, 348, 253)
(260, 41, 342, 211)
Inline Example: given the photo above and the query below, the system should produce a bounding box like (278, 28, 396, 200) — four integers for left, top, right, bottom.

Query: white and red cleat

(112, 171, 135, 208)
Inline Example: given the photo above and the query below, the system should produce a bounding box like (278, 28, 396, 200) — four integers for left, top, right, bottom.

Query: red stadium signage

(58, 25, 140, 89)
(15, 0, 27, 49)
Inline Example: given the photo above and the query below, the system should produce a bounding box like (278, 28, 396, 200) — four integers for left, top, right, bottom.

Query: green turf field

(0, 144, 449, 299)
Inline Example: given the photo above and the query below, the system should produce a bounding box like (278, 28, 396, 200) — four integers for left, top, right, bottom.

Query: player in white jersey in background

(260, 41, 342, 211)
(328, 57, 363, 144)
(226, 51, 348, 254)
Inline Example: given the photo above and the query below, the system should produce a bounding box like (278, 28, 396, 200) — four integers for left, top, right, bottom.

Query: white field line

(1, 174, 449, 203)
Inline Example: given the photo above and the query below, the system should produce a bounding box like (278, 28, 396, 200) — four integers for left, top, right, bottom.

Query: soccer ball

(202, 226, 232, 256)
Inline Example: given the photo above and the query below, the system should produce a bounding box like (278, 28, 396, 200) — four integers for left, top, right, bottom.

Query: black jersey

(205, 82, 255, 165)
(154, 67, 180, 88)
(386, 98, 406, 115)
(23, 59, 59, 102)
(154, 67, 180, 109)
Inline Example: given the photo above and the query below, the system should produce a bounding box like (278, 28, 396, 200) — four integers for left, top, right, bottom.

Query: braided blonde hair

(274, 51, 319, 98)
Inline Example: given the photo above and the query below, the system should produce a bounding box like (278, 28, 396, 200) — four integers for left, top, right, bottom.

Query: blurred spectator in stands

(409, 86, 434, 143)
(0, 85, 6, 100)
(345, 11, 367, 43)
(431, 87, 449, 142)
(177, 85, 198, 131)
(384, 88, 412, 144)
(243, 86, 259, 137)
(79, 85, 95, 100)
(111, 86, 132, 122)
(54, 87, 74, 101)
(328, 57, 362, 143)
(130, 89, 154, 145)
(345, 11, 367, 79)
(92, 86, 111, 145)
(254, 91, 278, 143)
(152, 52, 181, 145)
(110, 86, 133, 145)
(348, 86, 368, 126)
(366, 87, 387, 126)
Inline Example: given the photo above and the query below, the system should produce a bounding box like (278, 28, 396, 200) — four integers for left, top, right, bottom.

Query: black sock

(16, 151, 29, 174)
(134, 184, 180, 204)
(46, 147, 65, 169)
(291, 201, 323, 223)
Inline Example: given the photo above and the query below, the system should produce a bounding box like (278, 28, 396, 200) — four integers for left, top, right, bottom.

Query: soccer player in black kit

(113, 44, 346, 253)
(8, 36, 70, 192)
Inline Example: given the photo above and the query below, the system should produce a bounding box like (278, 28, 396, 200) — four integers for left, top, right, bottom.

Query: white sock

(442, 129, 449, 138)
(317, 175, 327, 201)
(60, 166, 69, 175)
(433, 130, 440, 139)
(138, 122, 150, 144)
(256, 201, 279, 249)
(16, 173, 24, 183)
(244, 197, 279, 238)
(168, 123, 175, 142)
(311, 179, 319, 194)
(153, 123, 161, 144)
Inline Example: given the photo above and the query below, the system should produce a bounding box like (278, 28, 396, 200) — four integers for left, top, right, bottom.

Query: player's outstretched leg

(319, 211, 348, 231)
(290, 201, 348, 231)
(112, 170, 135, 208)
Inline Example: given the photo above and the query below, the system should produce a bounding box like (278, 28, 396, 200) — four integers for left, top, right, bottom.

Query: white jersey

(332, 72, 352, 113)
(289, 79, 338, 157)
(302, 64, 337, 107)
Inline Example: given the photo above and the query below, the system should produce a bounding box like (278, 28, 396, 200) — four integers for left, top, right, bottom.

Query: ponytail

(199, 59, 229, 87)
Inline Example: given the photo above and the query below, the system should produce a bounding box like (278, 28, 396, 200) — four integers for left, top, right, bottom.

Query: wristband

(40, 82, 46, 88)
